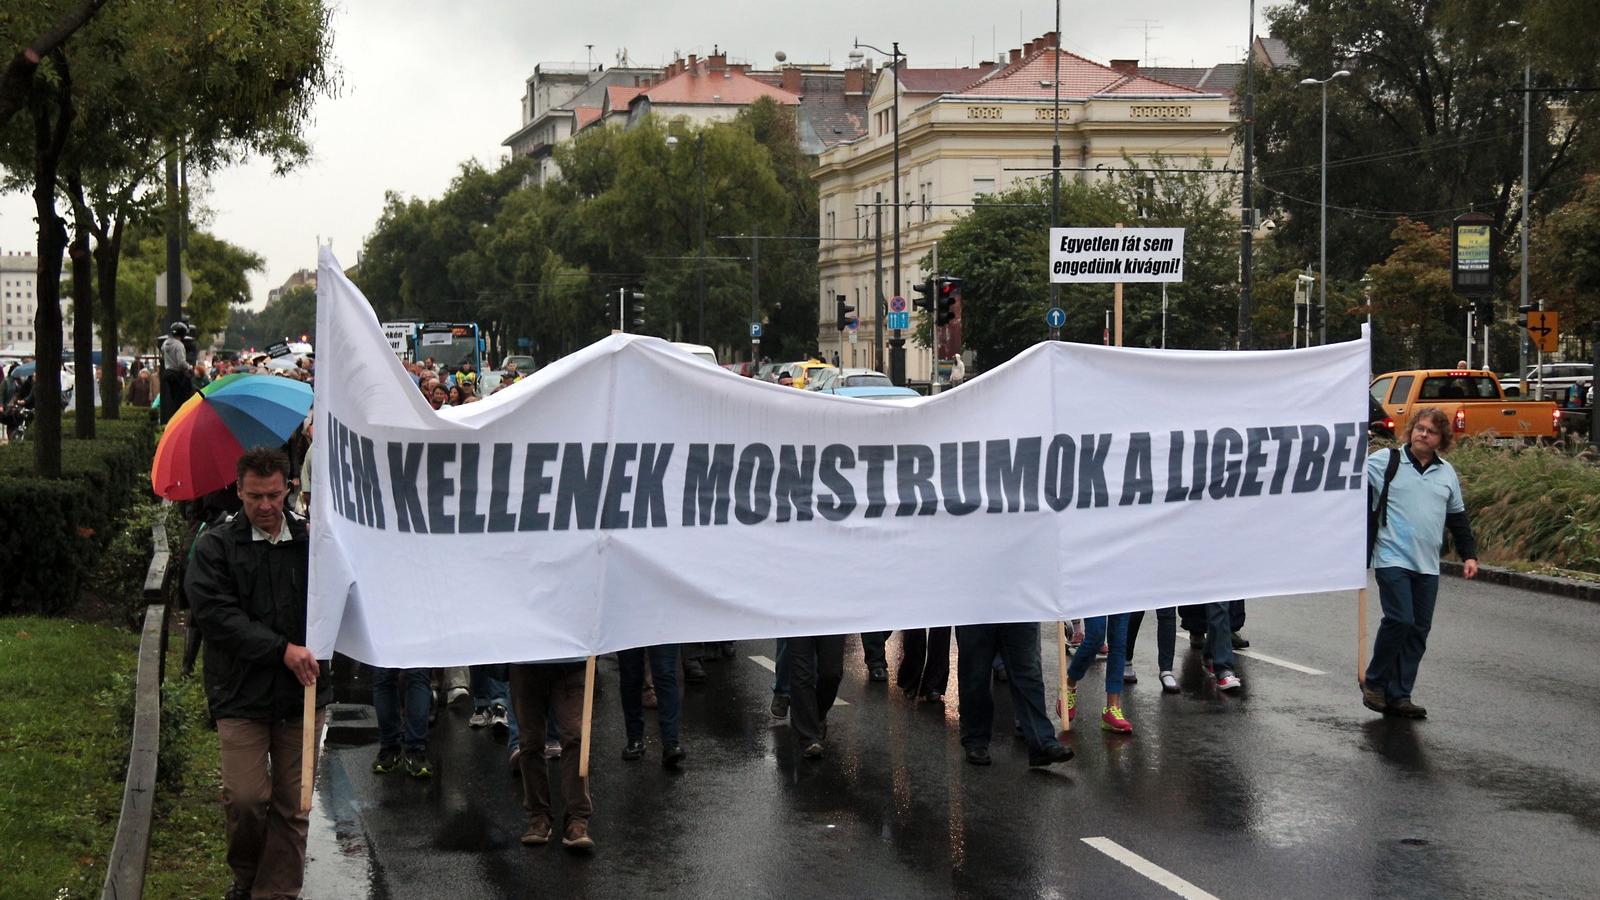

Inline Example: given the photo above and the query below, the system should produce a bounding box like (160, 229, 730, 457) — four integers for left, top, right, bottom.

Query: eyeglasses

(1412, 425, 1441, 436)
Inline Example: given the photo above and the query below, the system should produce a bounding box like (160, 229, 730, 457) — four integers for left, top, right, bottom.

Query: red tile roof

(962, 49, 1205, 98)
(897, 66, 996, 93)
(573, 106, 601, 130)
(642, 63, 799, 106)
(606, 86, 643, 112)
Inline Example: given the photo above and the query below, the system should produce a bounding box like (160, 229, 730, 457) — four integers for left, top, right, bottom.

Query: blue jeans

(373, 667, 431, 751)
(617, 645, 681, 744)
(1202, 603, 1235, 672)
(470, 664, 510, 711)
(773, 638, 791, 696)
(1067, 614, 1130, 694)
(954, 623, 1060, 752)
(1366, 567, 1439, 703)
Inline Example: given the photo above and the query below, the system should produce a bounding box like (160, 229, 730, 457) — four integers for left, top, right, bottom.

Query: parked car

(670, 342, 719, 366)
(500, 354, 536, 374)
(722, 360, 756, 377)
(1500, 362, 1592, 400)
(1368, 392, 1394, 440)
(809, 368, 893, 392)
(826, 385, 920, 401)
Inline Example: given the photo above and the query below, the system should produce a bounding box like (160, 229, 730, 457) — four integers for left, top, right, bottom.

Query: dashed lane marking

(1081, 836, 1221, 900)
(1232, 648, 1327, 676)
(749, 655, 849, 705)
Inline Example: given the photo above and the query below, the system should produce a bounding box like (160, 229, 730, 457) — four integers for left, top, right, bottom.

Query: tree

(116, 226, 264, 350)
(1529, 173, 1600, 337)
(1253, 0, 1600, 288)
(1, 0, 334, 474)
(0, 0, 107, 128)
(1364, 218, 1466, 368)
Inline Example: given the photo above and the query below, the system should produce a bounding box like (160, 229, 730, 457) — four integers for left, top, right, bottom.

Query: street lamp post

(851, 39, 905, 384)
(667, 133, 709, 344)
(1299, 70, 1349, 346)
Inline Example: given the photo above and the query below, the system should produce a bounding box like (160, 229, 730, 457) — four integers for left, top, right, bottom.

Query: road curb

(1441, 560, 1600, 604)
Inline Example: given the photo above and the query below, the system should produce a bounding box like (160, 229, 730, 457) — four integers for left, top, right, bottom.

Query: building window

(826, 210, 836, 240)
(973, 177, 996, 198)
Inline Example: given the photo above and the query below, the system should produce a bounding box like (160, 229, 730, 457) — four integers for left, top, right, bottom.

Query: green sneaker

(403, 749, 433, 779)
(372, 746, 402, 775)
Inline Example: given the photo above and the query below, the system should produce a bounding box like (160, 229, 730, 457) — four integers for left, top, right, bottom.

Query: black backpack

(1366, 448, 1403, 568)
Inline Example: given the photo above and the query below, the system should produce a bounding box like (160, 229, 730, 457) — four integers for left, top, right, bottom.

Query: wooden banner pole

(1356, 588, 1368, 686)
(299, 682, 316, 813)
(578, 655, 597, 779)
(1057, 621, 1071, 733)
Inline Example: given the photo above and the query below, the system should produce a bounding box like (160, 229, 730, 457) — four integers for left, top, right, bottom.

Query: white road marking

(1081, 837, 1221, 900)
(1232, 648, 1326, 676)
(748, 655, 848, 705)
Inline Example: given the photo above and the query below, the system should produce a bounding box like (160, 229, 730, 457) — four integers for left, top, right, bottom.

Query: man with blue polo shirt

(1364, 407, 1479, 719)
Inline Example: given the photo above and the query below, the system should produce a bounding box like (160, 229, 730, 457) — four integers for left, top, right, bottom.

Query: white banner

(1050, 227, 1185, 283)
(309, 249, 1369, 667)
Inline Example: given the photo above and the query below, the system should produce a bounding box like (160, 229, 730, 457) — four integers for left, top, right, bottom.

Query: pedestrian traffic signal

(834, 294, 855, 331)
(911, 277, 935, 313)
(630, 291, 646, 328)
(935, 276, 962, 327)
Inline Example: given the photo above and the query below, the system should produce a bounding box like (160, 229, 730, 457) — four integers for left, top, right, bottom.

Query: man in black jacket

(187, 447, 330, 900)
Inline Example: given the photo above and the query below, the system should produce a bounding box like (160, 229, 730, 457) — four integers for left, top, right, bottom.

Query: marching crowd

(175, 353, 1478, 897)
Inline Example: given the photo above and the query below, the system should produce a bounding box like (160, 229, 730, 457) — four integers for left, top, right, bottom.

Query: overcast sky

(0, 0, 1270, 309)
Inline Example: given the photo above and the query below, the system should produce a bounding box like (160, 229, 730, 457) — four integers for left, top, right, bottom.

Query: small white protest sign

(1050, 227, 1185, 283)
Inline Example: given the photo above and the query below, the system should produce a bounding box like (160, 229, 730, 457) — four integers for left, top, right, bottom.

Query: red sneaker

(1101, 705, 1133, 734)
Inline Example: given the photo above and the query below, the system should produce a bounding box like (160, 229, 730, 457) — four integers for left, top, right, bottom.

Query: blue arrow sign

(750, 322, 763, 338)
(1045, 307, 1066, 328)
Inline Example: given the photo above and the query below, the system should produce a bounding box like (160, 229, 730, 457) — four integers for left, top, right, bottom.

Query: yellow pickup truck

(1371, 369, 1561, 439)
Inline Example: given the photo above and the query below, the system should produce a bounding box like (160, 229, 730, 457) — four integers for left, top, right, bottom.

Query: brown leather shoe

(1390, 700, 1428, 719)
(520, 818, 552, 846)
(562, 818, 595, 851)
(1360, 685, 1389, 714)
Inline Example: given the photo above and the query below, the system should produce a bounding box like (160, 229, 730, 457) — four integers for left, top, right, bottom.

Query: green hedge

(0, 418, 159, 615)
(1448, 438, 1600, 574)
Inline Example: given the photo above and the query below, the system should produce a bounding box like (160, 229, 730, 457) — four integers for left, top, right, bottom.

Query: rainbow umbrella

(151, 373, 312, 500)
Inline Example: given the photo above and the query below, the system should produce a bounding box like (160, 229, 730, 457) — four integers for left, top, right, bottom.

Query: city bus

(417, 322, 485, 373)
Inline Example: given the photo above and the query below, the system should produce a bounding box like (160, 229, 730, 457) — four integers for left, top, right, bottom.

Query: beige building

(813, 33, 1238, 378)
(0, 250, 89, 356)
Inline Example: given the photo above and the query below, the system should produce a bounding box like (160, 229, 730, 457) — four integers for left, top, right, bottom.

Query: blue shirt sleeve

(1445, 465, 1465, 514)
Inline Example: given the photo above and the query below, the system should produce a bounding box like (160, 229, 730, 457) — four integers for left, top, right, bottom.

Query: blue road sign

(750, 322, 763, 338)
(887, 311, 910, 330)
(1045, 307, 1066, 329)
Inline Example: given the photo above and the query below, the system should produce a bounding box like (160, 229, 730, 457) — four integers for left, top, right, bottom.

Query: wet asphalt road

(301, 575, 1600, 899)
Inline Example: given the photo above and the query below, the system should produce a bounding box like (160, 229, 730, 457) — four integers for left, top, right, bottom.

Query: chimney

(1024, 40, 1036, 56)
(844, 66, 865, 94)
(688, 54, 698, 74)
(707, 52, 726, 70)
(1043, 31, 1059, 48)
(1110, 59, 1139, 74)
(781, 65, 802, 94)
(1009, 48, 1021, 64)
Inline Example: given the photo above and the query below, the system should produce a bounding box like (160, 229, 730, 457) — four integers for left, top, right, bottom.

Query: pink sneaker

(1056, 687, 1079, 723)
(1101, 705, 1133, 734)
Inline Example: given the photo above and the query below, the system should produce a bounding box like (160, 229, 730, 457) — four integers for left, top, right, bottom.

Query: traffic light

(1308, 303, 1324, 331)
(629, 291, 646, 329)
(911, 277, 935, 313)
(935, 276, 962, 327)
(1516, 304, 1533, 330)
(834, 294, 855, 331)
(1474, 298, 1494, 326)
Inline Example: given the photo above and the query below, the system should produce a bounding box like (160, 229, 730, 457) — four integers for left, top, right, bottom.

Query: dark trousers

(1126, 607, 1177, 672)
(509, 662, 592, 828)
(954, 623, 1059, 752)
(896, 627, 951, 697)
(861, 631, 889, 670)
(617, 645, 681, 743)
(372, 667, 430, 750)
(1365, 567, 1439, 703)
(789, 634, 844, 745)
